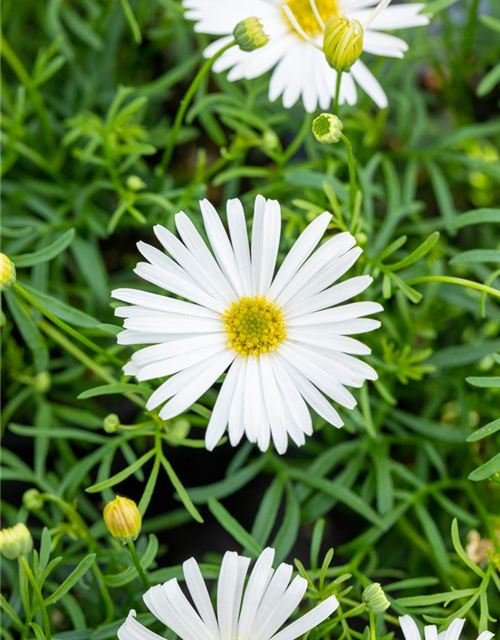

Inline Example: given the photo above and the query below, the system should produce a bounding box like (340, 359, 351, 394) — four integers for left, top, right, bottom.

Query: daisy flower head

(399, 615, 496, 640)
(118, 547, 339, 640)
(112, 195, 382, 454)
(182, 0, 429, 111)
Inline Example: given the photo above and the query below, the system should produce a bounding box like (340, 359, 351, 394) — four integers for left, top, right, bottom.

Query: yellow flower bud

(312, 113, 343, 144)
(103, 496, 141, 544)
(323, 16, 364, 72)
(0, 523, 33, 560)
(0, 253, 16, 291)
(233, 17, 269, 52)
(362, 583, 390, 613)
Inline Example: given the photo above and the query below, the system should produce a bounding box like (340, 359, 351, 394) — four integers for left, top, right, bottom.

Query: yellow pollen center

(222, 296, 287, 357)
(282, 0, 340, 37)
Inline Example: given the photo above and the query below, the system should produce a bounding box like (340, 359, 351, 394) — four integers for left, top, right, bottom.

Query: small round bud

(103, 413, 120, 433)
(23, 489, 45, 512)
(323, 16, 363, 72)
(362, 583, 390, 613)
(0, 254, 16, 291)
(126, 175, 146, 191)
(0, 523, 33, 560)
(233, 17, 269, 52)
(103, 496, 141, 544)
(312, 113, 343, 144)
(34, 371, 51, 393)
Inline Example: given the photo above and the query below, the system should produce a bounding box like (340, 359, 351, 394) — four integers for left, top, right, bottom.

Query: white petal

(228, 358, 247, 447)
(271, 356, 313, 436)
(476, 633, 495, 640)
(217, 552, 248, 640)
(287, 343, 366, 387)
(200, 199, 246, 296)
(254, 576, 308, 640)
(268, 213, 332, 300)
(286, 275, 373, 318)
(257, 199, 281, 296)
(269, 596, 339, 640)
(112, 288, 219, 318)
(206, 358, 243, 450)
(285, 362, 344, 427)
(183, 559, 221, 640)
(227, 198, 252, 295)
(132, 334, 226, 368)
(288, 302, 383, 327)
(363, 31, 409, 58)
(444, 619, 466, 640)
(251, 195, 267, 296)
(313, 318, 381, 335)
(352, 5, 429, 29)
(350, 59, 388, 109)
(424, 626, 438, 640)
(136, 342, 228, 381)
(244, 356, 262, 444)
(251, 563, 293, 639)
(287, 329, 371, 355)
(399, 616, 422, 640)
(117, 330, 203, 345)
(238, 548, 275, 640)
(159, 350, 235, 419)
(118, 610, 166, 640)
(123, 315, 223, 334)
(259, 354, 288, 455)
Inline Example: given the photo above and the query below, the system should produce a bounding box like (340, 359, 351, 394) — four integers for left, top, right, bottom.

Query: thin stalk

(19, 556, 51, 640)
(369, 611, 376, 640)
(340, 133, 358, 215)
(333, 71, 343, 115)
(405, 276, 500, 300)
(159, 41, 236, 174)
(281, 112, 314, 164)
(39, 320, 145, 408)
(127, 540, 150, 590)
(13, 282, 123, 368)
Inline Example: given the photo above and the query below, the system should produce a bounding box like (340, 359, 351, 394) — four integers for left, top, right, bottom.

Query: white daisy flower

(112, 195, 382, 454)
(399, 615, 496, 640)
(182, 0, 430, 111)
(118, 548, 339, 640)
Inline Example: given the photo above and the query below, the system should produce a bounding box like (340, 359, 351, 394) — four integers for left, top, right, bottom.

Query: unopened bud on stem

(233, 17, 269, 52)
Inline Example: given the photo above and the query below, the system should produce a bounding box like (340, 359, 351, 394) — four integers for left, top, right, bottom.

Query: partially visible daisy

(118, 548, 339, 640)
(112, 195, 382, 454)
(182, 0, 429, 111)
(399, 615, 495, 640)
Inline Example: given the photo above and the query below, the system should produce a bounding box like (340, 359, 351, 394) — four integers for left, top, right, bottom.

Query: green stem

(19, 556, 51, 640)
(333, 71, 343, 116)
(281, 112, 314, 164)
(38, 320, 145, 408)
(127, 540, 150, 590)
(369, 611, 377, 640)
(13, 282, 123, 368)
(405, 276, 500, 300)
(340, 133, 358, 215)
(159, 41, 236, 174)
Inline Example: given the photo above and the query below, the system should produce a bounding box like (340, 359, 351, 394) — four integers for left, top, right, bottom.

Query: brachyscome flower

(113, 196, 382, 454)
(399, 615, 495, 640)
(118, 547, 339, 640)
(182, 0, 429, 111)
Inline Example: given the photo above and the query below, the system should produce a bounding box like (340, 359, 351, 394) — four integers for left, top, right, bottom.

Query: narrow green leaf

(86, 449, 155, 493)
(469, 452, 500, 481)
(45, 554, 96, 605)
(78, 383, 152, 399)
(12, 229, 75, 267)
(161, 455, 203, 523)
(208, 499, 262, 557)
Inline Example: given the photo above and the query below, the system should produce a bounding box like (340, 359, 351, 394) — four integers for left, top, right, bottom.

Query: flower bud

(103, 496, 141, 544)
(233, 17, 269, 52)
(126, 175, 146, 191)
(0, 523, 33, 560)
(312, 113, 343, 144)
(103, 413, 120, 434)
(362, 583, 390, 613)
(23, 489, 45, 512)
(323, 16, 363, 72)
(0, 254, 16, 291)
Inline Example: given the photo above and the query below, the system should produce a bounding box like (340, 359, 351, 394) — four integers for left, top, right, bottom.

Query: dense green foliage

(1, 0, 500, 639)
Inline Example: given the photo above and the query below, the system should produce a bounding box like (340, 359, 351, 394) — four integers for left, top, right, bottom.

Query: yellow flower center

(222, 296, 287, 357)
(282, 0, 340, 37)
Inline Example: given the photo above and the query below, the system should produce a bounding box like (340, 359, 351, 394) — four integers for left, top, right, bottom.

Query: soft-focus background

(1, 0, 500, 638)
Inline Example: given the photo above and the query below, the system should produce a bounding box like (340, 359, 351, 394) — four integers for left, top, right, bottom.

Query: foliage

(1, 0, 500, 639)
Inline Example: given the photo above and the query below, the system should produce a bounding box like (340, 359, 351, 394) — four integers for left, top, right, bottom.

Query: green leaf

(477, 63, 500, 97)
(451, 209, 500, 228)
(45, 554, 96, 605)
(187, 457, 267, 504)
(466, 376, 500, 388)
(388, 232, 440, 272)
(426, 162, 456, 230)
(250, 477, 285, 548)
(71, 237, 108, 305)
(271, 484, 300, 564)
(466, 417, 500, 442)
(396, 588, 477, 607)
(11, 229, 75, 267)
(451, 250, 500, 265)
(86, 449, 155, 493)
(451, 519, 485, 578)
(162, 455, 203, 523)
(469, 452, 500, 482)
(208, 498, 262, 557)
(78, 383, 152, 399)
(21, 283, 101, 328)
(414, 502, 452, 575)
(5, 291, 49, 372)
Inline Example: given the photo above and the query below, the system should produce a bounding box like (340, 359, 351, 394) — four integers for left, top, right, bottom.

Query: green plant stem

(13, 282, 123, 368)
(19, 556, 51, 640)
(406, 276, 500, 300)
(340, 133, 358, 215)
(159, 41, 236, 174)
(333, 71, 343, 115)
(127, 540, 150, 590)
(281, 112, 314, 164)
(369, 611, 376, 640)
